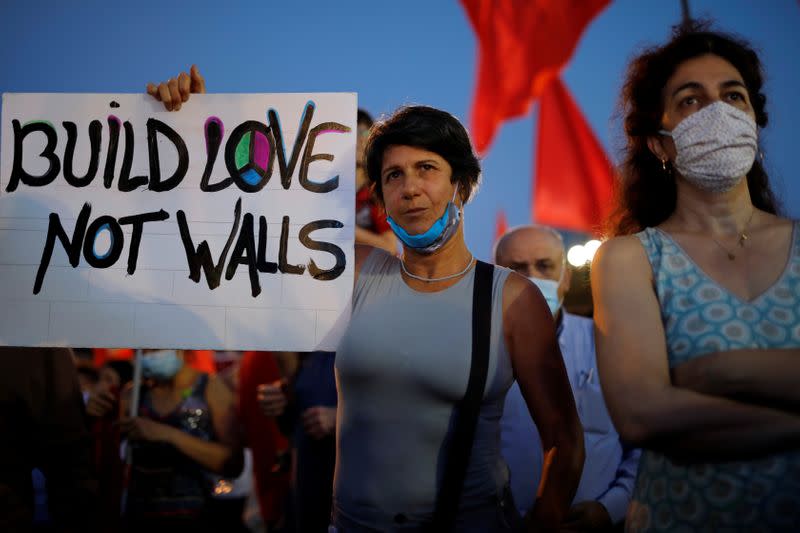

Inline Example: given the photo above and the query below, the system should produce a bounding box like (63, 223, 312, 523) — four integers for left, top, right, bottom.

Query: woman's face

(380, 144, 457, 236)
(656, 53, 755, 160)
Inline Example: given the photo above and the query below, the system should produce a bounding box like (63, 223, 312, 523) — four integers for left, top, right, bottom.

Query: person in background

(355, 109, 397, 254)
(592, 22, 800, 530)
(238, 351, 292, 531)
(0, 347, 98, 532)
(495, 225, 640, 531)
(74, 350, 99, 404)
(258, 351, 338, 533)
(147, 68, 584, 530)
(86, 360, 134, 416)
(88, 348, 244, 530)
(85, 359, 133, 530)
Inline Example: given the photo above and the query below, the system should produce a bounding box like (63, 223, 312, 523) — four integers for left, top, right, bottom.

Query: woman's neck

(666, 177, 757, 236)
(401, 224, 473, 281)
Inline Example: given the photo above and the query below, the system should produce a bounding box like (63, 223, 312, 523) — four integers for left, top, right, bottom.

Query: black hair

(105, 360, 133, 387)
(364, 105, 481, 206)
(357, 108, 374, 128)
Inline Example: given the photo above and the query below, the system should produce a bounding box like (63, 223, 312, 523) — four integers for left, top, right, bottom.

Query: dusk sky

(2, 0, 798, 260)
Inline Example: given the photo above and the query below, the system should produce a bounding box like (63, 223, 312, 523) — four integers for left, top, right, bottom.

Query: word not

(34, 204, 169, 294)
(33, 199, 346, 298)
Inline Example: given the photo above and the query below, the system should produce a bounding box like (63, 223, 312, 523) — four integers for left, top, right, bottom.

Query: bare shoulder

(592, 234, 652, 283)
(760, 213, 795, 237)
(501, 269, 538, 304)
(354, 243, 396, 280)
(501, 269, 550, 324)
(354, 244, 375, 268)
(355, 244, 378, 275)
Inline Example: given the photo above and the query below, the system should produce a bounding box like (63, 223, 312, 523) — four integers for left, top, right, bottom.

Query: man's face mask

(386, 184, 462, 254)
(660, 101, 758, 193)
(528, 262, 565, 316)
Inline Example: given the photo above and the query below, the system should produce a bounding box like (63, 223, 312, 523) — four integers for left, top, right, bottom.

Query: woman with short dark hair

(332, 104, 583, 531)
(592, 22, 800, 531)
(147, 73, 584, 530)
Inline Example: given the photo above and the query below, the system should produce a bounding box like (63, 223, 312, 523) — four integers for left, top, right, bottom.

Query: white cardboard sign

(0, 93, 356, 350)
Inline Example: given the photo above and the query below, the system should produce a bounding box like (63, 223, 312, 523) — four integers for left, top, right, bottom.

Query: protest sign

(0, 93, 356, 350)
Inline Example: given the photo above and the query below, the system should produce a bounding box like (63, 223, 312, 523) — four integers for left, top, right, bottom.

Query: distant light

(567, 245, 587, 267)
(583, 239, 602, 262)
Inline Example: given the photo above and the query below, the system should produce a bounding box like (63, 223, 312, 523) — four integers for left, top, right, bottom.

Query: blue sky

(2, 0, 798, 260)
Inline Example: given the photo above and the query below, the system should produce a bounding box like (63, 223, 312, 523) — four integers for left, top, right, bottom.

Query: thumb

(190, 65, 206, 94)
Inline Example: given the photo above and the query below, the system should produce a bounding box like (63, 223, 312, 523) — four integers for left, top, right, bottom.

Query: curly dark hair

(364, 105, 481, 206)
(609, 20, 780, 236)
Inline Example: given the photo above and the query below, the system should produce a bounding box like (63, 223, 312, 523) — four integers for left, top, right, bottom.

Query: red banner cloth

(462, 0, 609, 154)
(533, 78, 614, 234)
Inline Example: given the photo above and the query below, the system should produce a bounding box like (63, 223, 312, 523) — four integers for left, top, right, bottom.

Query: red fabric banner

(462, 0, 609, 154)
(533, 78, 614, 234)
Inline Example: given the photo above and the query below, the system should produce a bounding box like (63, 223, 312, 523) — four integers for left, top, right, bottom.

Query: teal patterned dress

(628, 224, 800, 532)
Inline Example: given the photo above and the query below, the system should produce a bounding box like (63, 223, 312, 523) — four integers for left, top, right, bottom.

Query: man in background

(496, 225, 640, 531)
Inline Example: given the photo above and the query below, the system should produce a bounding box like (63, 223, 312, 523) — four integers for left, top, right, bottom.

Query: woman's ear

(647, 135, 669, 163)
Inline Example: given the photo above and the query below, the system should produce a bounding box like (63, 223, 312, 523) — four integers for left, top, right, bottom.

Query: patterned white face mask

(660, 101, 758, 193)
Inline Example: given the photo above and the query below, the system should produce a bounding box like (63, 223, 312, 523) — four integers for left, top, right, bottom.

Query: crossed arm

(591, 236, 800, 463)
(671, 348, 800, 412)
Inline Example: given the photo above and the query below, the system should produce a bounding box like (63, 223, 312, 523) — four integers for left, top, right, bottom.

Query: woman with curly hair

(592, 22, 800, 531)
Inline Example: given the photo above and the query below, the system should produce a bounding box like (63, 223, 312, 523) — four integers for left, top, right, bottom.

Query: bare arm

(503, 273, 584, 530)
(200, 374, 243, 476)
(592, 237, 800, 462)
(122, 375, 244, 476)
(672, 348, 800, 412)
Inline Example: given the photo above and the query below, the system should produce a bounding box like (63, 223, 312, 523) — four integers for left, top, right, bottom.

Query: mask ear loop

(552, 247, 568, 313)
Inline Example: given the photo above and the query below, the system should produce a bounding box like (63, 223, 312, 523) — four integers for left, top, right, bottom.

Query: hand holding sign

(120, 416, 174, 442)
(146, 65, 206, 112)
(0, 92, 355, 350)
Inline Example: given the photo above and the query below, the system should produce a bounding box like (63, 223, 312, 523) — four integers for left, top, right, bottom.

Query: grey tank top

(334, 248, 515, 530)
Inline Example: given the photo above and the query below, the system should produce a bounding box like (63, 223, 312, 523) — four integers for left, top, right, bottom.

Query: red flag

(533, 78, 614, 234)
(494, 209, 509, 243)
(462, 0, 609, 154)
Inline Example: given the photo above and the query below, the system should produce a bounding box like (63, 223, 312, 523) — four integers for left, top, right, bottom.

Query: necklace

(710, 209, 755, 261)
(401, 254, 475, 283)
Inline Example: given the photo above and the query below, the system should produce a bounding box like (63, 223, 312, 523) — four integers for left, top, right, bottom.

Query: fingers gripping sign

(147, 64, 206, 112)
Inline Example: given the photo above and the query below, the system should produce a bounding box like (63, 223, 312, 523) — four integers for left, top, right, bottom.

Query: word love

(7, 101, 348, 193)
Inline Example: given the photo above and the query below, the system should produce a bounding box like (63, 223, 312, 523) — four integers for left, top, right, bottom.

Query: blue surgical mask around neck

(141, 350, 182, 381)
(386, 184, 461, 254)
